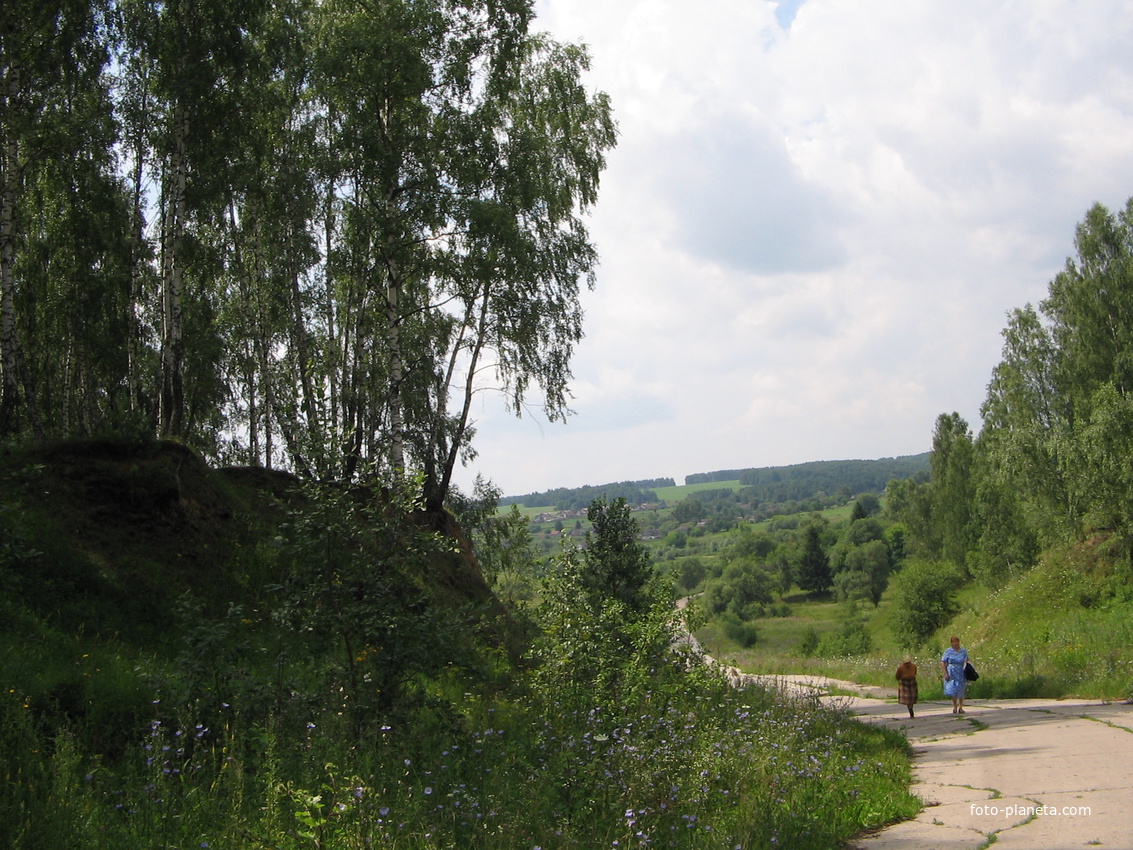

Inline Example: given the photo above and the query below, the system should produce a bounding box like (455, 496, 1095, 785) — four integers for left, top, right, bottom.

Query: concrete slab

(710, 667, 1133, 847)
(831, 690, 1133, 850)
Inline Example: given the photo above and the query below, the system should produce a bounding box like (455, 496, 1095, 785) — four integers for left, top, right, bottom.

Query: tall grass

(0, 659, 918, 849)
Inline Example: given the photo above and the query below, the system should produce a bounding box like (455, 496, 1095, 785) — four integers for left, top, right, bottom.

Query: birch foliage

(0, 0, 615, 519)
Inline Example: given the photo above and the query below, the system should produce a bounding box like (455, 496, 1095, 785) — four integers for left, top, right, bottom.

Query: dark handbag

(964, 662, 978, 681)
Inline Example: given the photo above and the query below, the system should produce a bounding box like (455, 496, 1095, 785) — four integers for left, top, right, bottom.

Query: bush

(889, 559, 962, 647)
(799, 626, 820, 657)
(721, 613, 760, 648)
(677, 557, 706, 591)
(817, 620, 872, 656)
(703, 561, 774, 618)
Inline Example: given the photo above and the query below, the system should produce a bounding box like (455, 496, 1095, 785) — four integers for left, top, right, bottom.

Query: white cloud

(655, 115, 849, 274)
(453, 0, 1133, 497)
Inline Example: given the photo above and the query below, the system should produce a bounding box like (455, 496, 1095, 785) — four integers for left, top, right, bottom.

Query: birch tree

(1, 0, 616, 524)
(312, 0, 614, 510)
(1, 0, 126, 437)
(121, 0, 269, 440)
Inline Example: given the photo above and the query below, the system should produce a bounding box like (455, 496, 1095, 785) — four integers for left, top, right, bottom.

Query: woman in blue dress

(941, 635, 971, 714)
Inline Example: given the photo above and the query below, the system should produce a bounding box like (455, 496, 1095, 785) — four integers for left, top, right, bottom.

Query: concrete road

(750, 676, 1133, 849)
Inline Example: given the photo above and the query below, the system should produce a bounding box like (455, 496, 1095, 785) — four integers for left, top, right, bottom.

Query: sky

(452, 0, 1133, 498)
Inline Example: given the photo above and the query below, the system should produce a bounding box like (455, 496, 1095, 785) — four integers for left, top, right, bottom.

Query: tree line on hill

(501, 478, 675, 511)
(686, 455, 930, 502)
(505, 455, 928, 515)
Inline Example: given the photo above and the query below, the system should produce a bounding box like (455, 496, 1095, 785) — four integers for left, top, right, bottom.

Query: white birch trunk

(0, 64, 20, 434)
(160, 102, 187, 436)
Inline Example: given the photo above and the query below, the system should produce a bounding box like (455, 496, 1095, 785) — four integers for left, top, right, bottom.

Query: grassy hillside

(946, 541, 1133, 697)
(698, 538, 1133, 702)
(0, 437, 920, 849)
(0, 437, 506, 646)
(652, 479, 743, 500)
(0, 437, 515, 763)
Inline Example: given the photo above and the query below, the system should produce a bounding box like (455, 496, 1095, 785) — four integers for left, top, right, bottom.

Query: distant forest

(688, 455, 930, 502)
(502, 478, 677, 510)
(504, 455, 930, 511)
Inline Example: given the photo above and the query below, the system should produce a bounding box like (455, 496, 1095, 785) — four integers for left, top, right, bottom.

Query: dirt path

(745, 675, 1133, 849)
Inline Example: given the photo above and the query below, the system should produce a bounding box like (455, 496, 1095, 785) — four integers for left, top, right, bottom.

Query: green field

(652, 479, 743, 501)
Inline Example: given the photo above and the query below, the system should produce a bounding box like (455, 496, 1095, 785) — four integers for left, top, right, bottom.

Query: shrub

(799, 625, 820, 657)
(721, 613, 760, 648)
(889, 559, 962, 647)
(817, 619, 872, 656)
(677, 556, 706, 590)
(704, 561, 774, 618)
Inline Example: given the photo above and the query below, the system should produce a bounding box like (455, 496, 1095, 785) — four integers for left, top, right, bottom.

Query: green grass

(0, 620, 921, 850)
(816, 502, 856, 525)
(0, 440, 922, 850)
(946, 550, 1133, 698)
(652, 479, 743, 501)
(506, 503, 562, 519)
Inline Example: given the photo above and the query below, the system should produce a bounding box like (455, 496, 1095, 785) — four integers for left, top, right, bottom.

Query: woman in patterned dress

(941, 635, 971, 714)
(896, 659, 918, 718)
